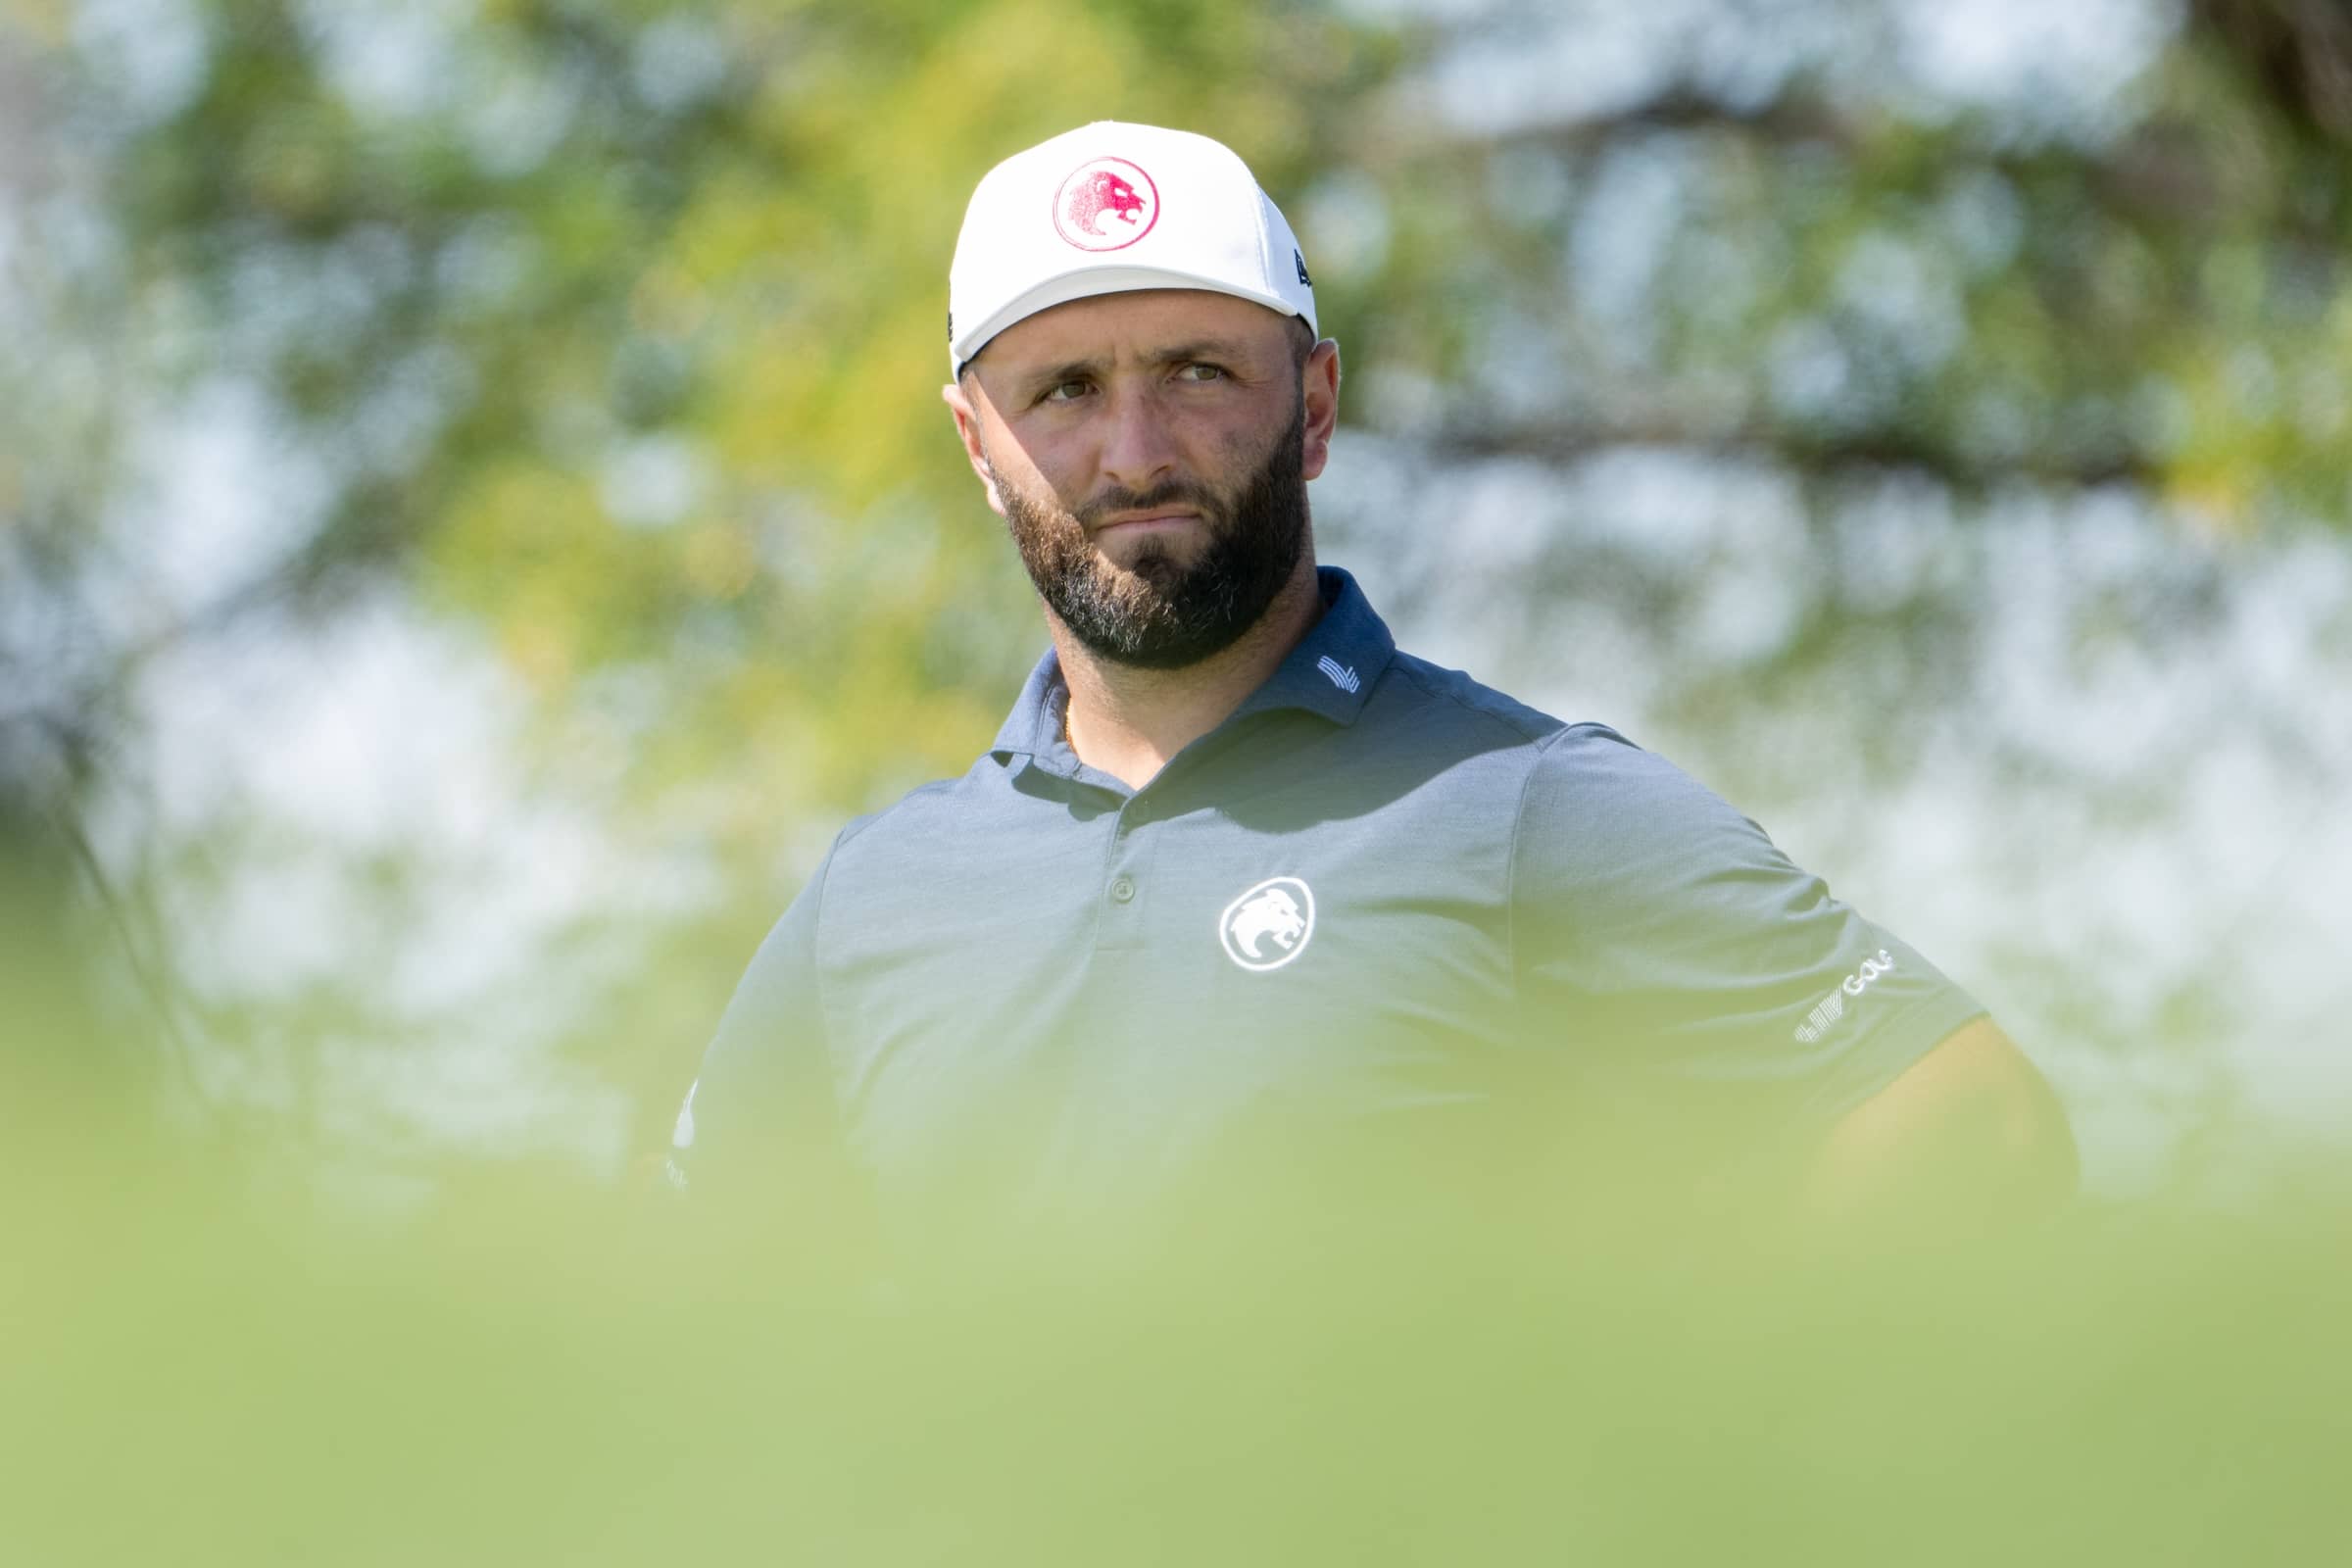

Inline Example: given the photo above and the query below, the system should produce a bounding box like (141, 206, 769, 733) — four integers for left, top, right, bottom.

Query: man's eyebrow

(1017, 354, 1109, 390)
(1004, 337, 1259, 392)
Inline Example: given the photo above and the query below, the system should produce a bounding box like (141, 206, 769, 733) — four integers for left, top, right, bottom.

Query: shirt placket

(1094, 787, 1164, 954)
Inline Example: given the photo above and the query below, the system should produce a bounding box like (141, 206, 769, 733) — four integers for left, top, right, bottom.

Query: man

(672, 122, 2075, 1271)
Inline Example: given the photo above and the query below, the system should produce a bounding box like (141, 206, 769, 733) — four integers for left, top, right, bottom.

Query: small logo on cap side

(1054, 157, 1159, 252)
(1295, 249, 1311, 285)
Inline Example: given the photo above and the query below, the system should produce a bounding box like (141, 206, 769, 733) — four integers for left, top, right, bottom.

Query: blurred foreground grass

(9, 804, 2346, 1565)
(10, 1089, 2348, 1567)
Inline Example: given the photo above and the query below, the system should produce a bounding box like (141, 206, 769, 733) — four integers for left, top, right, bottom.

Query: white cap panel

(948, 122, 1316, 374)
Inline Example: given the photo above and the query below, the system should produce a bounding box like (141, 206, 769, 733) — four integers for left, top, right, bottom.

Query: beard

(993, 398, 1309, 670)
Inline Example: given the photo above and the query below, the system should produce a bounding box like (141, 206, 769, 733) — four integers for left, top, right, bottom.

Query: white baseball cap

(948, 121, 1317, 376)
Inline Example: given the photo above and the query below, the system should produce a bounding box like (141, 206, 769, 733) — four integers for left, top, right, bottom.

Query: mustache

(1076, 479, 1220, 529)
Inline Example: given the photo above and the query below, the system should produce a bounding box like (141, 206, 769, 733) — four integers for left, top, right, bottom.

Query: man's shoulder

(1507, 713, 1795, 899)
(1365, 652, 1760, 861)
(1354, 652, 1690, 817)
(1373, 650, 1567, 744)
(825, 756, 1010, 868)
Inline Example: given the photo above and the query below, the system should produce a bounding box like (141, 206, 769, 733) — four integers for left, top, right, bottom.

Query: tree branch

(1417, 416, 2152, 491)
(2195, 0, 2352, 145)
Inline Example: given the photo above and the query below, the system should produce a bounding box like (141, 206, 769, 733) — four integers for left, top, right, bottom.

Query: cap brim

(953, 266, 1310, 375)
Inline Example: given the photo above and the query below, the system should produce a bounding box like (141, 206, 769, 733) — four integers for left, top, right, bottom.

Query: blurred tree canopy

(5, 0, 2351, 1168)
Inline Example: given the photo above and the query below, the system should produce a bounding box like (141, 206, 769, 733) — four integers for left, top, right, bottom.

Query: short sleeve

(1512, 724, 1984, 1134)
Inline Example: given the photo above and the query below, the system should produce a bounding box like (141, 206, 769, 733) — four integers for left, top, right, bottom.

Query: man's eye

(1042, 379, 1091, 404)
(1178, 363, 1228, 382)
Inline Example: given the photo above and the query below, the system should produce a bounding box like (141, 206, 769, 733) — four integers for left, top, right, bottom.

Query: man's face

(945, 290, 1336, 669)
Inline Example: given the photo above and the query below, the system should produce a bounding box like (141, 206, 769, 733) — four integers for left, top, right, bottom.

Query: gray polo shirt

(680, 567, 1982, 1247)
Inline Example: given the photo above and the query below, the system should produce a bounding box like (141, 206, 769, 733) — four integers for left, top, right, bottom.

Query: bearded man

(670, 122, 2076, 1274)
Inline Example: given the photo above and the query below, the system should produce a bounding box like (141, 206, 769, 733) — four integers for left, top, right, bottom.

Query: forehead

(975, 288, 1295, 371)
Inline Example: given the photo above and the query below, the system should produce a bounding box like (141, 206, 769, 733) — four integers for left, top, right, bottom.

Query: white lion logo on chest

(1218, 877, 1317, 972)
(1231, 890, 1305, 957)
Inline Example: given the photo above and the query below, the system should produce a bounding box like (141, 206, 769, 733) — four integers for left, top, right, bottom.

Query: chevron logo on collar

(1315, 656, 1360, 694)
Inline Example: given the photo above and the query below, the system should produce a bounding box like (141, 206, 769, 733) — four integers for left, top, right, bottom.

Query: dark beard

(996, 399, 1308, 670)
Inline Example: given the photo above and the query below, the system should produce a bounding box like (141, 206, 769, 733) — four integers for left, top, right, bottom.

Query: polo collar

(990, 647, 1075, 763)
(1229, 565, 1396, 727)
(989, 566, 1398, 766)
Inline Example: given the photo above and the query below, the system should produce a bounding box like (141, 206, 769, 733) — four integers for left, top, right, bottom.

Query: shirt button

(1109, 875, 1136, 904)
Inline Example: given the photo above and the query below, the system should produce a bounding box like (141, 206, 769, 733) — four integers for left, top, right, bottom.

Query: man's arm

(1802, 1015, 2078, 1236)
(1509, 727, 2077, 1241)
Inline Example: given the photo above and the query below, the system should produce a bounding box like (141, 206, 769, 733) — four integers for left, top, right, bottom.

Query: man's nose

(1095, 385, 1179, 493)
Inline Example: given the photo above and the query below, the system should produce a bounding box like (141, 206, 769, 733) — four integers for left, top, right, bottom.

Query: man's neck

(1052, 556, 1325, 791)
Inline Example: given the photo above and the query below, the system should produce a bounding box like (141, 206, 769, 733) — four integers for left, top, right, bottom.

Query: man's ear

(941, 378, 1007, 518)
(1298, 338, 1342, 483)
